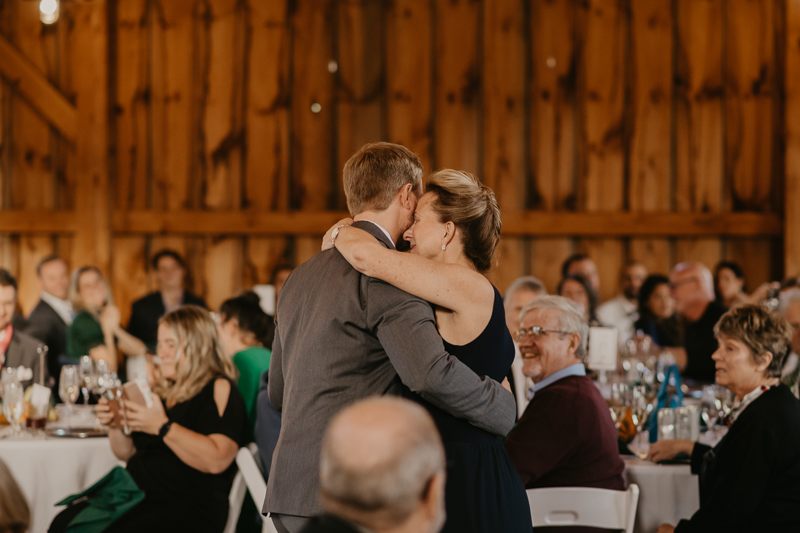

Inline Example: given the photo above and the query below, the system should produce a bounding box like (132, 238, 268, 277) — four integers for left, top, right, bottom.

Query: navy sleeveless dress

(405, 286, 531, 533)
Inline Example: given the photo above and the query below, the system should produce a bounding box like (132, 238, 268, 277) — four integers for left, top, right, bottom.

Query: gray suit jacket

(5, 328, 46, 385)
(264, 221, 516, 517)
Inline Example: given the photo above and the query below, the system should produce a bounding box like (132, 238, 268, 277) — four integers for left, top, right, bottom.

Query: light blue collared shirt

(528, 363, 586, 400)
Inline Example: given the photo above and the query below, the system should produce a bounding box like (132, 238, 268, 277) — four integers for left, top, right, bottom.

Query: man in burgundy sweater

(504, 296, 625, 498)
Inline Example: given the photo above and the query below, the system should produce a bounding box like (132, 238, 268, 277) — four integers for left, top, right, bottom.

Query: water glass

(78, 356, 95, 404)
(59, 365, 80, 428)
(2, 379, 24, 437)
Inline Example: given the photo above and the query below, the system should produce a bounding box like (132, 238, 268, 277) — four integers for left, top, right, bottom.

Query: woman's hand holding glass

(124, 394, 169, 435)
(95, 397, 115, 427)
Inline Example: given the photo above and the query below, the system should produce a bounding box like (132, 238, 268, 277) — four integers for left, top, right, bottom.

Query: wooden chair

(527, 484, 640, 533)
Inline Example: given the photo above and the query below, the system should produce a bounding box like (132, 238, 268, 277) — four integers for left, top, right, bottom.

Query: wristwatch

(158, 420, 173, 439)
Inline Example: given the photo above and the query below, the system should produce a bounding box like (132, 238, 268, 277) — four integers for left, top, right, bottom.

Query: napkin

(56, 466, 144, 533)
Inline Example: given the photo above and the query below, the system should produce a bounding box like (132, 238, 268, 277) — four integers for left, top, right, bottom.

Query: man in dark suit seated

(0, 269, 46, 385)
(300, 397, 446, 533)
(25, 255, 72, 386)
(127, 249, 206, 349)
(504, 296, 625, 503)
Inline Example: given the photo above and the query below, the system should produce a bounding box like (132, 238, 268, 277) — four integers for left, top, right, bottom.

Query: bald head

(670, 262, 715, 318)
(320, 397, 446, 532)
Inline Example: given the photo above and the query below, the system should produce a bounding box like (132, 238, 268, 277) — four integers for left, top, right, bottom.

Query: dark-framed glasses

(515, 326, 571, 340)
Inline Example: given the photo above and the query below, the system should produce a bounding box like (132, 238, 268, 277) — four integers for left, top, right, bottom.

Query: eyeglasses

(668, 277, 697, 290)
(515, 326, 572, 340)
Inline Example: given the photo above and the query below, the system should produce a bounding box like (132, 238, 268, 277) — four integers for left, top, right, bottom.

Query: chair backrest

(237, 443, 279, 533)
(223, 468, 247, 533)
(527, 484, 640, 533)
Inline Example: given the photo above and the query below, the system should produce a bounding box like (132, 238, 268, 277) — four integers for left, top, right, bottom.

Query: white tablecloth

(0, 434, 121, 532)
(624, 457, 700, 533)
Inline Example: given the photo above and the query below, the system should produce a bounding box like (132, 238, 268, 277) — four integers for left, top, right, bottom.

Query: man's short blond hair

(343, 142, 423, 216)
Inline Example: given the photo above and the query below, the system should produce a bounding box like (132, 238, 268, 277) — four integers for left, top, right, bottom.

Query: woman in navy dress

(324, 169, 531, 533)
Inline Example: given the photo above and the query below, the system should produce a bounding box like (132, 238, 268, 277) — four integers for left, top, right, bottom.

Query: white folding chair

(527, 484, 640, 533)
(236, 443, 279, 533)
(223, 468, 247, 533)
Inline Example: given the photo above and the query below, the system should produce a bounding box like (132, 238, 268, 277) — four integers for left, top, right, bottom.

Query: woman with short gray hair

(651, 304, 800, 533)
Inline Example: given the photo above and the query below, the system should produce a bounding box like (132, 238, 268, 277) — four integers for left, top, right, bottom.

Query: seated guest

(52, 306, 247, 532)
(714, 261, 748, 308)
(504, 276, 547, 417)
(0, 270, 45, 385)
(66, 266, 145, 372)
(669, 262, 726, 383)
(0, 457, 30, 533)
(650, 305, 800, 533)
(300, 396, 446, 533)
(26, 255, 72, 386)
(504, 296, 625, 499)
(557, 274, 600, 326)
(778, 289, 800, 397)
(633, 274, 683, 347)
(561, 253, 600, 294)
(597, 261, 648, 345)
(218, 291, 274, 436)
(128, 250, 206, 349)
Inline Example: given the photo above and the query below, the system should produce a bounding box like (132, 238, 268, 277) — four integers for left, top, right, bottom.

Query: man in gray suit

(264, 143, 516, 533)
(0, 270, 45, 386)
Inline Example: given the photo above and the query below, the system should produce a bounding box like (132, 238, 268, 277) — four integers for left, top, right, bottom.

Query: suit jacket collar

(351, 220, 396, 250)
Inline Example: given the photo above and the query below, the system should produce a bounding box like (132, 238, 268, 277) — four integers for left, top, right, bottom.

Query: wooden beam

(787, 1, 800, 277)
(0, 34, 77, 142)
(0, 210, 76, 233)
(72, 0, 111, 273)
(110, 210, 782, 237)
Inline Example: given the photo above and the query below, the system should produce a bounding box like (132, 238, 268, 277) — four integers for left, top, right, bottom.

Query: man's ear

(568, 332, 582, 356)
(399, 183, 415, 210)
(421, 472, 445, 522)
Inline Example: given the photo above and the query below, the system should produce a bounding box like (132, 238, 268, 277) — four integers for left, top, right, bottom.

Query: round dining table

(624, 456, 700, 533)
(0, 430, 121, 532)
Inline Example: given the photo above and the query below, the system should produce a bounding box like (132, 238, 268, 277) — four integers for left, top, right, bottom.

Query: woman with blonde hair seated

(66, 266, 145, 371)
(650, 304, 800, 533)
(51, 305, 247, 532)
(0, 458, 30, 533)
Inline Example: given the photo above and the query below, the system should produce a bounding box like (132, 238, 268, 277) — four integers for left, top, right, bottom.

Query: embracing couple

(265, 143, 531, 533)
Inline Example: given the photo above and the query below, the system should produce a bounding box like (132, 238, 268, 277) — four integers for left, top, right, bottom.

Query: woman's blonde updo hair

(153, 305, 238, 407)
(425, 170, 501, 273)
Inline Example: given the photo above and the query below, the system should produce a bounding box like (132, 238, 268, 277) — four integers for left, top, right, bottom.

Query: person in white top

(778, 289, 800, 397)
(596, 261, 648, 345)
(503, 276, 547, 417)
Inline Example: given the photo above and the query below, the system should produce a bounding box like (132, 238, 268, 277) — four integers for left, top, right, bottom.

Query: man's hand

(657, 524, 675, 533)
(648, 439, 694, 462)
(322, 218, 354, 251)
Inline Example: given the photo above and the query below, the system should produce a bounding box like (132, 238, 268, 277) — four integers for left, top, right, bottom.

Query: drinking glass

(78, 356, 95, 404)
(628, 385, 652, 460)
(92, 360, 110, 397)
(2, 379, 24, 438)
(59, 365, 80, 429)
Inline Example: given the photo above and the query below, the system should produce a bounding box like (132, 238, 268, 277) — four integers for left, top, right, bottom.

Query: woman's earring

(441, 244, 446, 251)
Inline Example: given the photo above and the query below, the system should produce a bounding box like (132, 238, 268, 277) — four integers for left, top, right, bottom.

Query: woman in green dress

(66, 266, 146, 372)
(217, 291, 274, 436)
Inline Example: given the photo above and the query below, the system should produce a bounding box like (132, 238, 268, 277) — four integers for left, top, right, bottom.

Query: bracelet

(331, 224, 350, 246)
(158, 420, 173, 439)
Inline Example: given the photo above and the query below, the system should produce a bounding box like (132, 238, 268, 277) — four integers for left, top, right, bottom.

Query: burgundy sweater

(504, 374, 625, 490)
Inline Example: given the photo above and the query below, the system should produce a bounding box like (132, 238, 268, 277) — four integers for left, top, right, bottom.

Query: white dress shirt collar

(40, 291, 74, 326)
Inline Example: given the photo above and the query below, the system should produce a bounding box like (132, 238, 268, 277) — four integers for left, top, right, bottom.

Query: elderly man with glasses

(504, 296, 625, 504)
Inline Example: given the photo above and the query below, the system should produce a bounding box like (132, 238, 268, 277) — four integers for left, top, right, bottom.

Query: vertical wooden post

(72, 0, 110, 275)
(786, 1, 800, 277)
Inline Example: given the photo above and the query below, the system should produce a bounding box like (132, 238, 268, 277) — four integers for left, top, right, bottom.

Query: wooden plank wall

(0, 0, 793, 323)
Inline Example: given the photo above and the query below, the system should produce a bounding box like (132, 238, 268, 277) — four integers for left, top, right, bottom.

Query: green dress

(66, 311, 105, 362)
(232, 345, 271, 439)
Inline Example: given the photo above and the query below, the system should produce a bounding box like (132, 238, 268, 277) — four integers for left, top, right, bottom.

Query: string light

(39, 0, 60, 25)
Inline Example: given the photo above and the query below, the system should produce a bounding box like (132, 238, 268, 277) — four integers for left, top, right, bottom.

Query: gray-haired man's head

(516, 295, 588, 383)
(319, 397, 446, 533)
(504, 276, 547, 337)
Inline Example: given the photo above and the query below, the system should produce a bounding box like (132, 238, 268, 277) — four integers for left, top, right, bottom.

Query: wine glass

(59, 365, 80, 429)
(92, 359, 110, 397)
(78, 356, 94, 404)
(628, 385, 652, 459)
(2, 379, 23, 438)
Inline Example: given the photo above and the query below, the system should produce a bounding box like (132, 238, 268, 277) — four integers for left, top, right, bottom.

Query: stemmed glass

(59, 365, 80, 429)
(92, 360, 110, 397)
(628, 385, 652, 459)
(78, 356, 95, 404)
